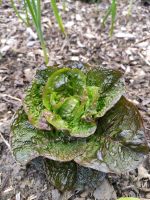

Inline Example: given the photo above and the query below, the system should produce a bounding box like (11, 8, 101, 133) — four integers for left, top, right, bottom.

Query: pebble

(0, 103, 7, 112)
(51, 189, 61, 200)
(93, 179, 117, 200)
(0, 85, 6, 92)
(80, 191, 89, 198)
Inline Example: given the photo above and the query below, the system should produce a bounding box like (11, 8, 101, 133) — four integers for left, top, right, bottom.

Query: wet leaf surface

(11, 97, 149, 174)
(24, 64, 125, 138)
(74, 97, 149, 173)
(11, 108, 87, 165)
(23, 67, 56, 130)
(45, 159, 105, 191)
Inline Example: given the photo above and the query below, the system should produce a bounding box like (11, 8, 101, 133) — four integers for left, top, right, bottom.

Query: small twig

(0, 132, 11, 150)
(0, 94, 22, 102)
(135, 36, 150, 45)
(139, 187, 150, 192)
(138, 52, 150, 66)
(122, 185, 137, 191)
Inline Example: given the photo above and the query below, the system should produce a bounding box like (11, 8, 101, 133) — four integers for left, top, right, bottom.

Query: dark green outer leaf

(45, 159, 77, 191)
(11, 97, 149, 173)
(86, 68, 125, 118)
(45, 159, 105, 192)
(11, 108, 87, 165)
(74, 97, 149, 173)
(12, 63, 149, 173)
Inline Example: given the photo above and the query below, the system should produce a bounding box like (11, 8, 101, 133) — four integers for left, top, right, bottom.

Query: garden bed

(0, 0, 150, 199)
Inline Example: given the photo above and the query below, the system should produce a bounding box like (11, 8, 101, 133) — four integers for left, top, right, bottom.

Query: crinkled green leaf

(12, 63, 149, 178)
(74, 97, 149, 173)
(45, 159, 77, 191)
(41, 66, 124, 137)
(23, 67, 56, 130)
(11, 108, 87, 165)
(86, 68, 125, 118)
(23, 64, 125, 137)
(42, 67, 97, 137)
(45, 159, 105, 191)
(43, 68, 86, 110)
(11, 97, 148, 173)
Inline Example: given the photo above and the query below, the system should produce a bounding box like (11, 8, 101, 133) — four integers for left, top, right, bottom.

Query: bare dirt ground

(0, 0, 150, 199)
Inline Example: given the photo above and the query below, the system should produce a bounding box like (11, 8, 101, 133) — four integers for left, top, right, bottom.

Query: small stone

(70, 56, 79, 61)
(65, 21, 74, 28)
(80, 191, 89, 198)
(26, 27, 37, 40)
(115, 32, 135, 40)
(24, 68, 35, 82)
(93, 179, 117, 200)
(146, 193, 150, 198)
(51, 189, 61, 200)
(0, 85, 6, 92)
(27, 41, 36, 47)
(0, 103, 7, 112)
(16, 192, 21, 200)
(76, 14, 82, 21)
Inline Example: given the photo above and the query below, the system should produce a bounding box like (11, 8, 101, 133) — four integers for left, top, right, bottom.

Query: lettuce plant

(11, 62, 149, 191)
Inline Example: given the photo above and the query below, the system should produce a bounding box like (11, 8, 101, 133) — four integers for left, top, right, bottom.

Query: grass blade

(25, 0, 49, 64)
(50, 0, 66, 35)
(10, 0, 28, 25)
(102, 0, 117, 35)
(102, 5, 111, 27)
(128, 0, 133, 16)
(110, 0, 116, 36)
(25, 0, 37, 26)
(24, 0, 31, 26)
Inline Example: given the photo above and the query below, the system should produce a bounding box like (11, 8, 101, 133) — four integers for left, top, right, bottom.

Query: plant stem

(25, 0, 49, 64)
(10, 0, 28, 26)
(50, 0, 66, 35)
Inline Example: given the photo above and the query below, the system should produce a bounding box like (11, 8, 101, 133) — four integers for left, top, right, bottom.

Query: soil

(0, 0, 150, 199)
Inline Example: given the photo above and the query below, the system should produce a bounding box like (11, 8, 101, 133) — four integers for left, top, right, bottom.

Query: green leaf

(11, 97, 148, 173)
(41, 66, 124, 137)
(45, 159, 105, 191)
(74, 97, 149, 173)
(23, 67, 56, 130)
(42, 68, 86, 110)
(45, 160, 77, 191)
(25, 0, 49, 64)
(50, 0, 66, 34)
(110, 0, 116, 36)
(11, 63, 149, 191)
(86, 68, 125, 118)
(10, 0, 29, 26)
(11, 108, 87, 165)
(42, 67, 97, 137)
(24, 65, 124, 138)
(102, 0, 117, 35)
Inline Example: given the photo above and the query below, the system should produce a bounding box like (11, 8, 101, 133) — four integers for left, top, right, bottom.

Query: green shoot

(128, 0, 133, 16)
(110, 0, 116, 36)
(102, 0, 117, 36)
(10, 0, 29, 26)
(24, 0, 31, 26)
(50, 0, 66, 35)
(25, 0, 49, 64)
